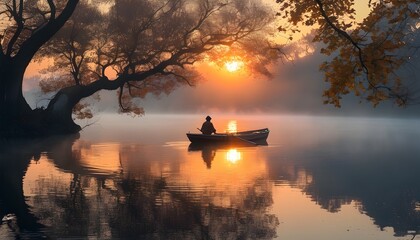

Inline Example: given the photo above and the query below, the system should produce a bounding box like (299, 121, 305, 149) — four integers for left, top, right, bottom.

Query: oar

(235, 136, 257, 145)
(197, 128, 203, 133)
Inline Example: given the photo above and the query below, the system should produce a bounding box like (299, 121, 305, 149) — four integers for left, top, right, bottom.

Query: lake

(1, 114, 420, 239)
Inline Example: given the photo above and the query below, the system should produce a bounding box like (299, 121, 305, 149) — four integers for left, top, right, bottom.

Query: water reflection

(298, 156, 420, 237)
(188, 141, 265, 169)
(0, 134, 80, 239)
(2, 115, 420, 239)
(1, 136, 278, 239)
(226, 149, 241, 164)
(188, 144, 217, 168)
(286, 169, 420, 239)
(263, 116, 420, 238)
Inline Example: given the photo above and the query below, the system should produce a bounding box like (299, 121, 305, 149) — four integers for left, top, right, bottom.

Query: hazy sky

(22, 1, 420, 118)
(23, 39, 420, 118)
(133, 47, 420, 117)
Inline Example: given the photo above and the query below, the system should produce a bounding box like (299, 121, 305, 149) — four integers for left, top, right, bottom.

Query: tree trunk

(0, 0, 80, 138)
(0, 63, 123, 138)
(0, 58, 82, 138)
(45, 87, 84, 135)
(0, 59, 33, 137)
(45, 77, 124, 136)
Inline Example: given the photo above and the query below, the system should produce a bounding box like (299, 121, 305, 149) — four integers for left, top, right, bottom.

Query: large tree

(4, 0, 418, 138)
(0, 0, 278, 137)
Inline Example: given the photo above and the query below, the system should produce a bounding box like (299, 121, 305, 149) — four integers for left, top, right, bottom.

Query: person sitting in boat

(200, 116, 216, 135)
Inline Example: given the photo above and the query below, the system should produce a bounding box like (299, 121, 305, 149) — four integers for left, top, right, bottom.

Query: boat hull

(186, 128, 269, 144)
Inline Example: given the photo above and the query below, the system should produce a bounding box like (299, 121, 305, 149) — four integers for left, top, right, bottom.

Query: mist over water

(23, 40, 420, 119)
(10, 0, 420, 237)
(1, 114, 420, 239)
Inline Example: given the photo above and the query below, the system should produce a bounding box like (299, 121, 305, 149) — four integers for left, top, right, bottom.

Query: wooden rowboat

(186, 128, 269, 145)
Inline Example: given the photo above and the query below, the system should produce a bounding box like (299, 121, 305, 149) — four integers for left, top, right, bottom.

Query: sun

(224, 60, 243, 72)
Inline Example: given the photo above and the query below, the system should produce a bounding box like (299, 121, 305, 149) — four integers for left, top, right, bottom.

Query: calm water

(1, 114, 420, 239)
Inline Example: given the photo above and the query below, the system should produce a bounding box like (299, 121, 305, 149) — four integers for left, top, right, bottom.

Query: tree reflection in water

(1, 136, 279, 239)
(111, 177, 278, 239)
(0, 135, 79, 239)
(4, 131, 420, 238)
(107, 144, 278, 239)
(303, 158, 420, 237)
(266, 143, 420, 238)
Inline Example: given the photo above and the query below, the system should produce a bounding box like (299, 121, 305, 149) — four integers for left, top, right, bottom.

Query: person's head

(205, 116, 212, 121)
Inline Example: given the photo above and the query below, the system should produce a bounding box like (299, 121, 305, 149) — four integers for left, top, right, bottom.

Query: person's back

(201, 116, 216, 135)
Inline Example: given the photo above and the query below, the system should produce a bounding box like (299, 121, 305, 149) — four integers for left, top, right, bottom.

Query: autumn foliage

(277, 0, 420, 107)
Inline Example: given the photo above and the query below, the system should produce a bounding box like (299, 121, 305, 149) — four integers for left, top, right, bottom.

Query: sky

(22, 0, 420, 118)
(117, 45, 420, 118)
(24, 45, 420, 118)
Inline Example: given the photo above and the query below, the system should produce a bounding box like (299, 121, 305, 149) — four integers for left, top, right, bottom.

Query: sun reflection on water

(226, 149, 241, 164)
(15, 114, 420, 240)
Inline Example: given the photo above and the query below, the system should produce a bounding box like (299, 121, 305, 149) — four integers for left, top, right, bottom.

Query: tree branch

(314, 0, 408, 105)
(47, 0, 56, 20)
(15, 0, 79, 67)
(6, 0, 25, 56)
(314, 0, 368, 74)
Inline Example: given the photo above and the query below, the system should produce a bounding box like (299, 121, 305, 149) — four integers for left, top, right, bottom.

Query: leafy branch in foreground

(277, 0, 420, 107)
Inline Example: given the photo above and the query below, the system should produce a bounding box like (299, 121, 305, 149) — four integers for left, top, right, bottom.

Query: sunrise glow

(226, 120, 238, 133)
(224, 60, 243, 72)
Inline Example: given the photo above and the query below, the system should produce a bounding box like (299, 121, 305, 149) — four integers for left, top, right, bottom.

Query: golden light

(226, 149, 241, 164)
(226, 120, 237, 133)
(78, 143, 122, 175)
(224, 60, 243, 72)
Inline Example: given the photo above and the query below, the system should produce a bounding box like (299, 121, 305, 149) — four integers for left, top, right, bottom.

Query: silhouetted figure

(200, 116, 216, 135)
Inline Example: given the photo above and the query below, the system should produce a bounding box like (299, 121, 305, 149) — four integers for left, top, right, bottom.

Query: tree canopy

(0, 0, 279, 136)
(36, 0, 278, 116)
(277, 0, 420, 107)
